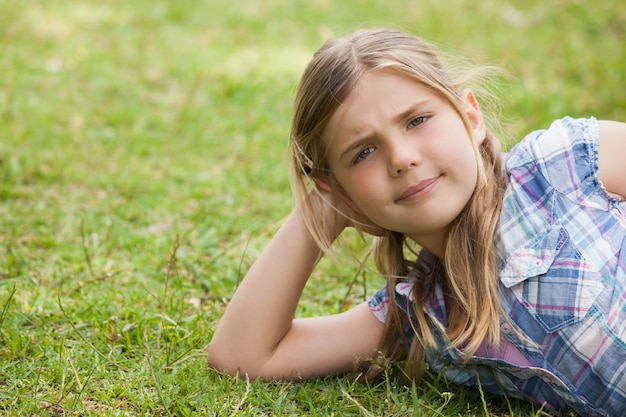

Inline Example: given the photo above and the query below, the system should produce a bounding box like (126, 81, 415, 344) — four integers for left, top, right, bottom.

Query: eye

(407, 116, 427, 129)
(354, 146, 375, 163)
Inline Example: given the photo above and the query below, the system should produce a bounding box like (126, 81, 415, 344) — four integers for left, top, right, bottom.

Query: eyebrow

(337, 99, 433, 162)
(392, 101, 431, 125)
(338, 136, 373, 162)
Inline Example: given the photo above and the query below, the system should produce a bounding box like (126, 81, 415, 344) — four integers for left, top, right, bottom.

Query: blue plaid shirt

(369, 117, 626, 416)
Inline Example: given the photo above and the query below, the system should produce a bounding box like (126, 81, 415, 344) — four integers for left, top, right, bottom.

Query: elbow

(207, 342, 264, 380)
(207, 343, 237, 377)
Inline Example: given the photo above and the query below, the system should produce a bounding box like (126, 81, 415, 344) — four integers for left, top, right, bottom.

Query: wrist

(298, 190, 347, 250)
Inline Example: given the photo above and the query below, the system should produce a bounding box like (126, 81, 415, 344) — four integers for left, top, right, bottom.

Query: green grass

(0, 0, 624, 415)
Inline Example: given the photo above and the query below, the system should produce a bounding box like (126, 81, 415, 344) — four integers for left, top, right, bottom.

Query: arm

(598, 120, 626, 200)
(207, 192, 384, 380)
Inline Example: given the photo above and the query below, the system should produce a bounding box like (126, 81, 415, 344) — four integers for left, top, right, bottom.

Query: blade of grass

(56, 292, 127, 372)
(0, 283, 16, 332)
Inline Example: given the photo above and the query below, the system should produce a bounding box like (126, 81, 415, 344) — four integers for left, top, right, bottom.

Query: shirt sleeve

(367, 284, 389, 323)
(520, 117, 609, 207)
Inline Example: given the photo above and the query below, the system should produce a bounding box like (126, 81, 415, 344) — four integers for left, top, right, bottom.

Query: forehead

(323, 70, 440, 140)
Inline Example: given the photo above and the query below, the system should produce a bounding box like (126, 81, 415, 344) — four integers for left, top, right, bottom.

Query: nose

(387, 137, 420, 176)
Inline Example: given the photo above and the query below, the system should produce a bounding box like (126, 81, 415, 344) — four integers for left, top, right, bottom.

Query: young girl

(208, 28, 626, 416)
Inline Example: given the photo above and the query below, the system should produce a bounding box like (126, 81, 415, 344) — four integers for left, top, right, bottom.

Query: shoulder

(503, 117, 604, 203)
(528, 117, 598, 180)
(504, 117, 599, 174)
(496, 117, 615, 284)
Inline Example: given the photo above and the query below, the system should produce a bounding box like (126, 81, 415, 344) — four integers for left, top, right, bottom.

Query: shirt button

(501, 324, 511, 334)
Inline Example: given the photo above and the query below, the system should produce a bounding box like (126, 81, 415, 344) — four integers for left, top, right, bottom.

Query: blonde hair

(288, 28, 506, 382)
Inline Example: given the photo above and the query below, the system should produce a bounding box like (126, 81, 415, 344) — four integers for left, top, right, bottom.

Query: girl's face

(323, 70, 486, 256)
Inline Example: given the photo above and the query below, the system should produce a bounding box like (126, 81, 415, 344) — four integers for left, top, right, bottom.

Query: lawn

(0, 0, 624, 415)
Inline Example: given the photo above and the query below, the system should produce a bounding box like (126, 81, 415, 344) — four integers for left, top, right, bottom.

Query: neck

(409, 233, 446, 260)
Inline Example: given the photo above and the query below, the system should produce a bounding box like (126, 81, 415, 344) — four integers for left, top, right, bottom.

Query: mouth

(396, 176, 441, 202)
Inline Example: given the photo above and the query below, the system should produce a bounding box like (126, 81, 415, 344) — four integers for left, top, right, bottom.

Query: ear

(314, 176, 333, 193)
(461, 89, 487, 145)
(314, 176, 364, 215)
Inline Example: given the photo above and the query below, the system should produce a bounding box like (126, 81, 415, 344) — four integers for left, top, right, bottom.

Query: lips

(396, 176, 440, 202)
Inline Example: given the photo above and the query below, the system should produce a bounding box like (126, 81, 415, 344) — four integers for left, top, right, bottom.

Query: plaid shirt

(368, 118, 626, 416)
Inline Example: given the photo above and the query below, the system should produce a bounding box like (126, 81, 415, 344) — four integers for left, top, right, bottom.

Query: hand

(308, 188, 386, 238)
(348, 209, 386, 237)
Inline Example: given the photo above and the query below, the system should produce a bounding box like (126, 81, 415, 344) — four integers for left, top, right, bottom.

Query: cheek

(457, 153, 480, 190)
(346, 169, 378, 197)
(335, 173, 377, 213)
(446, 138, 479, 173)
